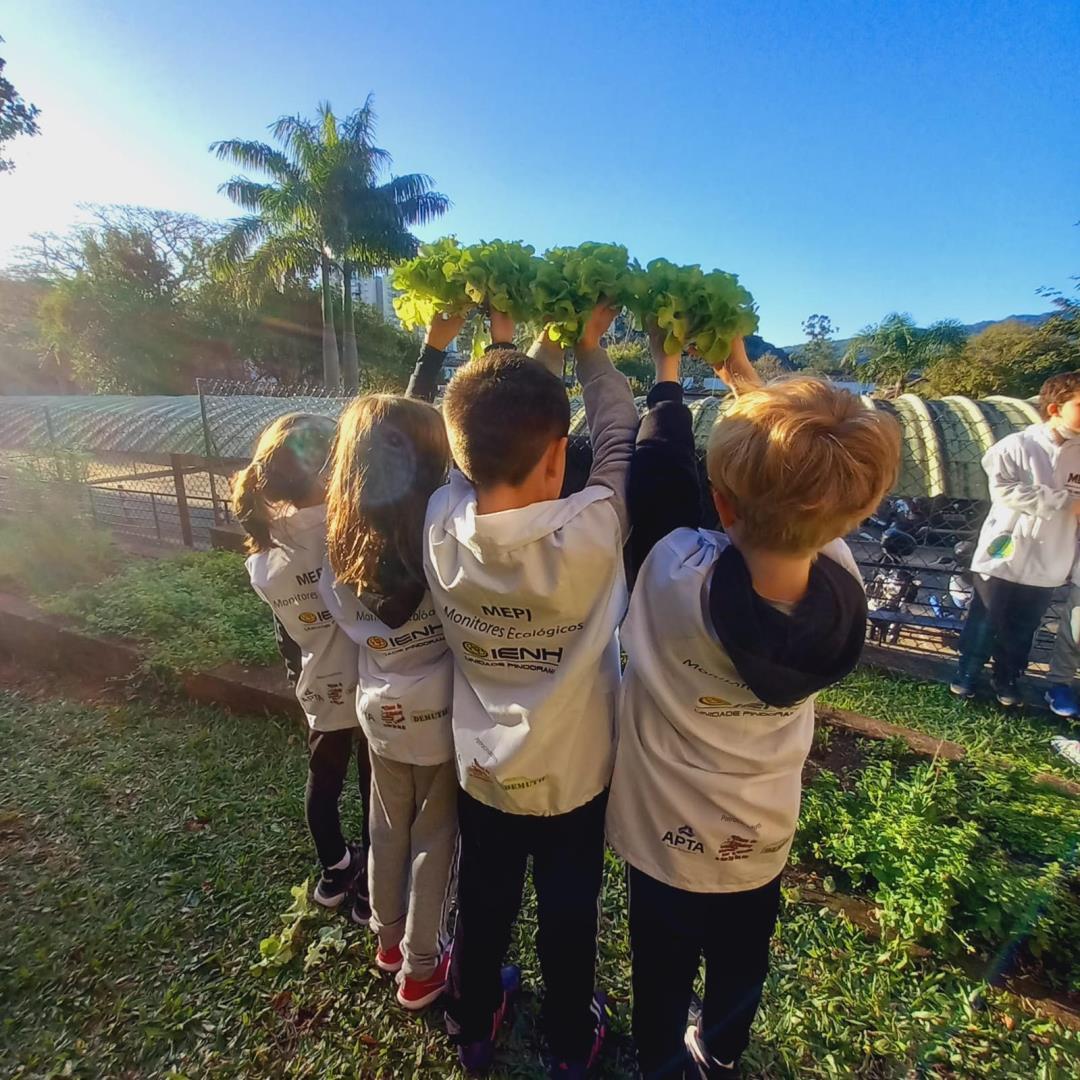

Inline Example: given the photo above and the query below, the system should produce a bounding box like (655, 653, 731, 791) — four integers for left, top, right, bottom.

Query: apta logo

(463, 641, 489, 659)
(660, 824, 705, 854)
(367, 635, 389, 650)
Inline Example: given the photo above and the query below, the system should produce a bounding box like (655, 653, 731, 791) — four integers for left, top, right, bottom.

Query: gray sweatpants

(1049, 582, 1080, 684)
(368, 751, 459, 981)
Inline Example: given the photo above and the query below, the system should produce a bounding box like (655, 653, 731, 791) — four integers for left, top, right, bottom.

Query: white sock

(329, 848, 351, 871)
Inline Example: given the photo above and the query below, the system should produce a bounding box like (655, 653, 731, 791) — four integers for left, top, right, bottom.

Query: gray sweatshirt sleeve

(575, 344, 639, 539)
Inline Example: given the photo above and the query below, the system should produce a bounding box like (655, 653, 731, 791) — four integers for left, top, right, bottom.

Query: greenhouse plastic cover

(0, 390, 1043, 500)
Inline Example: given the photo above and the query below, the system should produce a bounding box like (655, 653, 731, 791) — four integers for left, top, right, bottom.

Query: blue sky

(2, 0, 1078, 345)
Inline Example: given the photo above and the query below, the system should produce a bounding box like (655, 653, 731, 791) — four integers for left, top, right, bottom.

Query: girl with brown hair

(319, 318, 460, 1011)
(234, 412, 371, 916)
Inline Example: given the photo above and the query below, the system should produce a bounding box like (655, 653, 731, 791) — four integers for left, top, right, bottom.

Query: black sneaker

(684, 999, 741, 1079)
(313, 842, 363, 909)
(991, 674, 1021, 708)
(350, 866, 372, 927)
(948, 668, 977, 698)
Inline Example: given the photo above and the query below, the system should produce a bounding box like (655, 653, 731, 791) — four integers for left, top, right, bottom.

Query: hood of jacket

(707, 543, 866, 708)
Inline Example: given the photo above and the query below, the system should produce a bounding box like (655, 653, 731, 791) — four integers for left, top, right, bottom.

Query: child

(951, 371, 1080, 706)
(234, 414, 370, 914)
(319, 317, 461, 1010)
(424, 306, 638, 1076)
(607, 338, 900, 1078)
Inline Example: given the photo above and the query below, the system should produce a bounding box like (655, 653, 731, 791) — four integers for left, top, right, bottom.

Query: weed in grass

(1, 690, 1079, 1078)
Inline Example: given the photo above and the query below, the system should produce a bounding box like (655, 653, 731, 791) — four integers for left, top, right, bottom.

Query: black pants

(306, 727, 371, 869)
(446, 788, 607, 1062)
(628, 866, 782, 1077)
(958, 576, 1056, 681)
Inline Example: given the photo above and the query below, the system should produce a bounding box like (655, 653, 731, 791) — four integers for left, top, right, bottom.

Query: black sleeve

(405, 343, 448, 403)
(273, 615, 303, 689)
(627, 381, 702, 578)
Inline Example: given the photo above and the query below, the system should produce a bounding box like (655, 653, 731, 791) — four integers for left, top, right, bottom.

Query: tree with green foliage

(608, 340, 653, 395)
(211, 98, 448, 389)
(844, 312, 966, 397)
(14, 203, 423, 393)
(753, 353, 788, 382)
(0, 36, 40, 173)
(800, 313, 839, 372)
(923, 289, 1080, 399)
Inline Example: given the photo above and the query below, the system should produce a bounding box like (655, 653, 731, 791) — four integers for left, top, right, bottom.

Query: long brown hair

(325, 394, 450, 592)
(232, 413, 337, 553)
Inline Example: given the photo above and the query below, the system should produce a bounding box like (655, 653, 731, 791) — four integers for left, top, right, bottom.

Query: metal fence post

(196, 381, 224, 523)
(42, 406, 62, 482)
(171, 454, 194, 547)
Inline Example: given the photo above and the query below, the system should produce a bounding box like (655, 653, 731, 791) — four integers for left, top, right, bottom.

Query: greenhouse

(0, 390, 1043, 500)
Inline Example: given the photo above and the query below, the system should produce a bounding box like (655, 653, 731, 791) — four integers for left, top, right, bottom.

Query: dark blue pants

(958, 576, 1055, 681)
(628, 866, 782, 1077)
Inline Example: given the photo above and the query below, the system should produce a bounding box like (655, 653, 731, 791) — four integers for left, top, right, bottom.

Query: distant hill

(783, 312, 1053, 358)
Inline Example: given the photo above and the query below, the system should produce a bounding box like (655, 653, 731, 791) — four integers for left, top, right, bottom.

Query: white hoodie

(423, 346, 638, 816)
(245, 505, 359, 732)
(319, 570, 453, 766)
(969, 424, 1080, 588)
(606, 529, 862, 893)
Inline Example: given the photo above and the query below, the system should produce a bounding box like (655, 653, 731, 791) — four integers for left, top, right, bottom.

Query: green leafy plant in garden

(797, 751, 1080, 989)
(45, 549, 278, 675)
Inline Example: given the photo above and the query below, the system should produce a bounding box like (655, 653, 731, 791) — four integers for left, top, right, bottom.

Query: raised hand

(425, 312, 466, 352)
(716, 337, 762, 396)
(489, 309, 516, 346)
(647, 319, 681, 384)
(578, 301, 620, 352)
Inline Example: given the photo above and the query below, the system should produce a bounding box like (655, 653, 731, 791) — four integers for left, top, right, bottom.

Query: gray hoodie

(423, 345, 638, 815)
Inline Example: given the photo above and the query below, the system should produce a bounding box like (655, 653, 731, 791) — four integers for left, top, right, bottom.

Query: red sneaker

(375, 943, 403, 973)
(396, 951, 450, 1011)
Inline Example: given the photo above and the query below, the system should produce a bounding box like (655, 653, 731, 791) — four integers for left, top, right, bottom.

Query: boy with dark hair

(951, 370, 1080, 706)
(425, 307, 637, 1077)
(607, 336, 901, 1078)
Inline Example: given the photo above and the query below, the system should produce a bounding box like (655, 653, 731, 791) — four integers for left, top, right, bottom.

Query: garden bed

(4, 689, 1079, 1079)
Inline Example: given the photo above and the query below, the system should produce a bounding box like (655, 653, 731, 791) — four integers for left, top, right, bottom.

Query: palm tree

(844, 312, 967, 397)
(211, 99, 448, 388)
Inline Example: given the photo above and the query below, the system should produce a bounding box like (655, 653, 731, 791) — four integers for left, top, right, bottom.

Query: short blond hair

(706, 377, 900, 554)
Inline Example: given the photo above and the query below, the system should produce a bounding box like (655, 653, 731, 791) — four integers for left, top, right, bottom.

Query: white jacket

(606, 528, 861, 893)
(424, 471, 627, 815)
(969, 424, 1080, 588)
(319, 569, 453, 766)
(245, 505, 359, 732)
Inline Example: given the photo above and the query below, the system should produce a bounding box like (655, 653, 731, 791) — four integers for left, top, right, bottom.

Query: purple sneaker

(455, 965, 521, 1076)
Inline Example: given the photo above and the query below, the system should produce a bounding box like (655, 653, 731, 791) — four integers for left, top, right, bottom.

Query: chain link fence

(0, 384, 1066, 680)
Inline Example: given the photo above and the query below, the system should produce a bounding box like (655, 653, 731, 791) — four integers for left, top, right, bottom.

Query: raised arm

(574, 303, 639, 540)
(628, 324, 702, 576)
(409, 313, 467, 402)
(714, 335, 762, 397)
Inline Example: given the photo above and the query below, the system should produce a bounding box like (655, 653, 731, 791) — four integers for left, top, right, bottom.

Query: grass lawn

(2, 690, 1079, 1078)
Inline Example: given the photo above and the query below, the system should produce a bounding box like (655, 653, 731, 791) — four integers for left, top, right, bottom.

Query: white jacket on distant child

(969, 423, 1080, 588)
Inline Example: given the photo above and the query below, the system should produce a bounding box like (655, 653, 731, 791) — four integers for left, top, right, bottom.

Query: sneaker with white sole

(685, 1000, 741, 1079)
(1051, 735, 1080, 767)
(397, 951, 451, 1011)
(376, 942, 403, 973)
(991, 674, 1021, 708)
(313, 842, 363, 908)
(1045, 685, 1080, 718)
